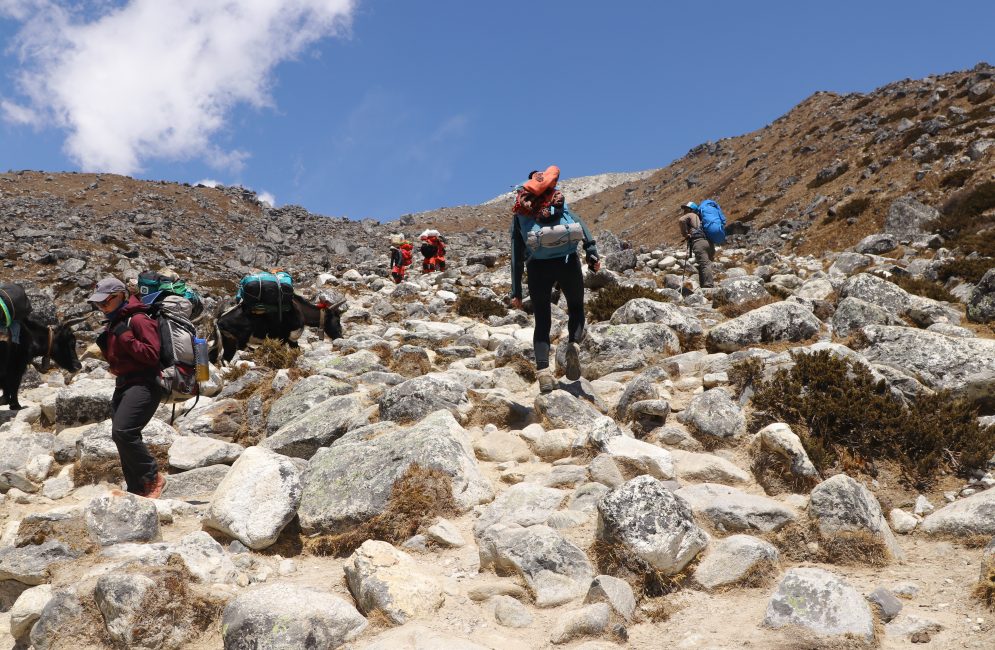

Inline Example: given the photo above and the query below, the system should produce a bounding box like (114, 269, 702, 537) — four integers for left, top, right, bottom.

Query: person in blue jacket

(510, 168, 600, 393)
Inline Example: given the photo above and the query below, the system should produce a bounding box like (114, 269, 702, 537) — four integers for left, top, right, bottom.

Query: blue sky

(1, 1, 993, 221)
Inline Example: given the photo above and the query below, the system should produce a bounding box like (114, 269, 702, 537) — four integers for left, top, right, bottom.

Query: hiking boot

(140, 473, 166, 499)
(564, 342, 582, 381)
(537, 370, 556, 394)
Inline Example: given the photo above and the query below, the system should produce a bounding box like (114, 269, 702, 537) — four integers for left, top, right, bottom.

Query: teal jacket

(510, 203, 598, 300)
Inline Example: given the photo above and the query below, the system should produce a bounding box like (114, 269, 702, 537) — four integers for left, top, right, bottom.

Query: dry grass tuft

(636, 596, 680, 623)
(587, 284, 671, 323)
(303, 464, 457, 557)
(591, 539, 698, 600)
(750, 449, 818, 496)
(764, 521, 891, 567)
(15, 514, 97, 555)
(714, 295, 778, 319)
(974, 561, 995, 611)
(127, 556, 227, 646)
(244, 337, 302, 369)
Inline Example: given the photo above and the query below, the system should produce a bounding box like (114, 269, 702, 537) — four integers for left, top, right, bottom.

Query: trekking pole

(679, 239, 691, 297)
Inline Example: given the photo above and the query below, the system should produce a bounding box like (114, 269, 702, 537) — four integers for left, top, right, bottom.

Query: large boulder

(675, 483, 797, 533)
(203, 447, 303, 550)
(0, 431, 57, 492)
(693, 534, 779, 590)
(596, 475, 708, 575)
(609, 298, 704, 342)
(716, 276, 770, 306)
(260, 394, 369, 459)
(808, 474, 904, 561)
(298, 411, 492, 535)
(920, 488, 995, 537)
(94, 574, 157, 648)
(831, 296, 904, 336)
(763, 568, 875, 641)
(0, 541, 81, 586)
(478, 523, 594, 607)
(860, 324, 995, 410)
(967, 267, 995, 324)
(221, 583, 367, 649)
(677, 388, 745, 440)
(705, 301, 821, 352)
(884, 195, 939, 236)
(53, 379, 115, 425)
(168, 436, 243, 470)
(378, 373, 469, 423)
(535, 391, 621, 446)
(854, 233, 899, 255)
(839, 273, 911, 315)
(160, 464, 230, 501)
(344, 540, 444, 624)
(757, 423, 819, 482)
(473, 483, 567, 536)
(266, 374, 354, 432)
(84, 493, 160, 546)
(577, 321, 681, 379)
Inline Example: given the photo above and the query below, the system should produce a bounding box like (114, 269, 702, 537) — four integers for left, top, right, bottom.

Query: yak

(211, 293, 345, 363)
(1, 313, 83, 410)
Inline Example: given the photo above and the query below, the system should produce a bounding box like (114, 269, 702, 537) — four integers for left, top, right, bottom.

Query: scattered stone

(551, 602, 610, 645)
(492, 594, 533, 628)
(345, 540, 444, 624)
(693, 534, 779, 590)
(84, 493, 160, 546)
(221, 583, 367, 649)
(585, 574, 636, 620)
(763, 568, 875, 641)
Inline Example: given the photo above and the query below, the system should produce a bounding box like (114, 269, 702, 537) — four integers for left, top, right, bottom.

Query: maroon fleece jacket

(98, 296, 161, 386)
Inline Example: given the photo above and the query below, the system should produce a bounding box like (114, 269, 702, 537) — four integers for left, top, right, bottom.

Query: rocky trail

(2, 218, 994, 649)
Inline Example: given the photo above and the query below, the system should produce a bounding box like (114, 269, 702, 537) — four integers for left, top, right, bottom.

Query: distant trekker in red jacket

(89, 277, 166, 498)
(419, 229, 447, 273)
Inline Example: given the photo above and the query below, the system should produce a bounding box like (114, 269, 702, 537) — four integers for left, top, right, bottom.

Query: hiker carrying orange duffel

(419, 229, 446, 273)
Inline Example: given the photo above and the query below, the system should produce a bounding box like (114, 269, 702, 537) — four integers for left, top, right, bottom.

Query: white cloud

(2, 0, 355, 174)
(257, 190, 276, 207)
(195, 178, 219, 188)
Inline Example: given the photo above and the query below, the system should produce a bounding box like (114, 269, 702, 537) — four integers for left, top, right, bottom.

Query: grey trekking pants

(690, 238, 715, 288)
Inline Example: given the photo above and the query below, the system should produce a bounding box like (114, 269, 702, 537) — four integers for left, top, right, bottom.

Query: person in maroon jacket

(88, 277, 166, 498)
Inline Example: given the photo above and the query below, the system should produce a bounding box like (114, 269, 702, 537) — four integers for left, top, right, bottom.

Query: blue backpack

(698, 200, 727, 245)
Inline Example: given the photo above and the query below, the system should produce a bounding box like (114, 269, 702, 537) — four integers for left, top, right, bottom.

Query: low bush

(836, 197, 872, 221)
(879, 106, 919, 124)
(940, 168, 975, 189)
(455, 293, 508, 318)
(936, 258, 994, 284)
(888, 275, 957, 303)
(587, 284, 670, 322)
(749, 350, 993, 489)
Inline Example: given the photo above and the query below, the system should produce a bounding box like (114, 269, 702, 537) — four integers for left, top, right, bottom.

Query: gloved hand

(587, 256, 601, 272)
(112, 321, 130, 337)
(95, 331, 108, 351)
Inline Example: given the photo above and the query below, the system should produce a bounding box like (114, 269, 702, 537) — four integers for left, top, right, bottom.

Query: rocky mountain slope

(1, 64, 995, 650)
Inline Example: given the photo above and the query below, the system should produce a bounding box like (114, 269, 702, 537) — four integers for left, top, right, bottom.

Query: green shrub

(888, 275, 957, 303)
(940, 168, 975, 189)
(936, 258, 995, 283)
(587, 284, 670, 322)
(454, 293, 508, 318)
(749, 350, 993, 489)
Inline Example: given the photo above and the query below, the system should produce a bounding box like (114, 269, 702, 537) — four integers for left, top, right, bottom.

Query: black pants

(527, 253, 585, 370)
(111, 382, 162, 493)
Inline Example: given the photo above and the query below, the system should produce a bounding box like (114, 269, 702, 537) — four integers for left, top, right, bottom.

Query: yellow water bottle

(194, 338, 210, 382)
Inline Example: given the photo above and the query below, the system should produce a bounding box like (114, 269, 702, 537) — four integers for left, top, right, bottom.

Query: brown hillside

(410, 63, 995, 258)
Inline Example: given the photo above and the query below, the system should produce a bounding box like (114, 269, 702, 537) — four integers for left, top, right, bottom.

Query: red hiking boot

(140, 473, 166, 499)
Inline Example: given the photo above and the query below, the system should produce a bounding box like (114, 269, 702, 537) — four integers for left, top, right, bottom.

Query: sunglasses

(94, 293, 123, 308)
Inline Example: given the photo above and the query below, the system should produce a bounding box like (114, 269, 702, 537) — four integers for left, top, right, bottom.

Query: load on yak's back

(211, 269, 346, 363)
